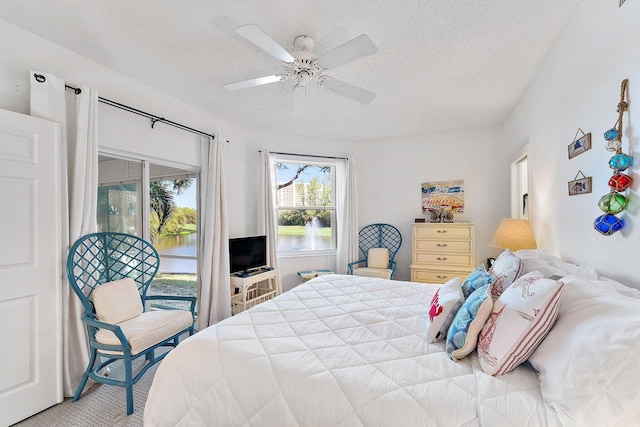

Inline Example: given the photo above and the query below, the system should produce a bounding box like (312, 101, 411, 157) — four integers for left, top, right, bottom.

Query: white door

(0, 109, 62, 426)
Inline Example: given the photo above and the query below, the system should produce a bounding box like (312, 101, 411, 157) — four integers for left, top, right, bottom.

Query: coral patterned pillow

(446, 283, 493, 361)
(427, 277, 464, 343)
(489, 249, 525, 300)
(477, 271, 563, 376)
(461, 264, 495, 299)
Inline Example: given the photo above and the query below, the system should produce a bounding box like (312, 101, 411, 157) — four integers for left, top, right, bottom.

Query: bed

(144, 252, 640, 427)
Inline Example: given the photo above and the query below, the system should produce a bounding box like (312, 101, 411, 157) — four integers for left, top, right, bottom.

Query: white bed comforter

(144, 274, 559, 427)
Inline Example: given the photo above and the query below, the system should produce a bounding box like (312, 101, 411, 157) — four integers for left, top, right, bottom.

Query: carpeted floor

(13, 359, 158, 427)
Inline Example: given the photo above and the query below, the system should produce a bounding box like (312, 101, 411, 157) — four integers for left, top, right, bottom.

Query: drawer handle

(436, 230, 448, 233)
(436, 243, 448, 247)
(436, 275, 448, 279)
(436, 257, 448, 261)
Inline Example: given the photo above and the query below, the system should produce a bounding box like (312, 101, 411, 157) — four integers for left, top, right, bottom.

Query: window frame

(272, 155, 337, 257)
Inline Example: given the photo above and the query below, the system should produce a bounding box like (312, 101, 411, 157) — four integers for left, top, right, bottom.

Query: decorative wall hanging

(568, 129, 592, 159)
(594, 79, 633, 236)
(568, 170, 592, 196)
(421, 180, 464, 216)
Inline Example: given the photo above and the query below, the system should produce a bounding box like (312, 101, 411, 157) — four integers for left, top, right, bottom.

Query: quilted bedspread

(144, 274, 559, 427)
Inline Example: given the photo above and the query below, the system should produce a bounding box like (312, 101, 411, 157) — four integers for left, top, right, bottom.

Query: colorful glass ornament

(606, 139, 622, 152)
(609, 173, 633, 192)
(598, 193, 628, 214)
(604, 128, 620, 141)
(594, 213, 623, 236)
(609, 153, 633, 171)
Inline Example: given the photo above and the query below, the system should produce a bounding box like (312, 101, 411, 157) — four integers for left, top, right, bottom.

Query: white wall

(0, 19, 246, 167)
(357, 126, 508, 281)
(503, 0, 640, 288)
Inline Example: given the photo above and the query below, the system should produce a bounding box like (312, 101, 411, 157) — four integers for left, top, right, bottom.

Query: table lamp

(489, 219, 537, 251)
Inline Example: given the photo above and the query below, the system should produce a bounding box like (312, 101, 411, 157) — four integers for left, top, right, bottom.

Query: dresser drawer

(414, 225, 472, 239)
(414, 239, 472, 253)
(411, 268, 471, 284)
(412, 252, 473, 268)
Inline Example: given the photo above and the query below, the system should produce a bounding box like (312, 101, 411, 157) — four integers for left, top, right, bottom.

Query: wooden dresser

(410, 222, 475, 284)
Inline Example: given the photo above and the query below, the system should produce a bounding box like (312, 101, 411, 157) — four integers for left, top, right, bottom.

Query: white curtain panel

(197, 136, 231, 328)
(336, 157, 359, 273)
(30, 71, 99, 397)
(258, 149, 282, 294)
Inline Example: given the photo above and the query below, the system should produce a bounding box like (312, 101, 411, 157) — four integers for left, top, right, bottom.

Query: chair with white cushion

(66, 232, 195, 415)
(348, 223, 402, 279)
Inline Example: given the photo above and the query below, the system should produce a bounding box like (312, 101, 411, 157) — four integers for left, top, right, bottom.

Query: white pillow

(367, 247, 389, 269)
(488, 249, 525, 300)
(515, 249, 598, 278)
(528, 274, 640, 426)
(477, 271, 563, 376)
(519, 257, 567, 278)
(92, 278, 143, 324)
(427, 277, 464, 343)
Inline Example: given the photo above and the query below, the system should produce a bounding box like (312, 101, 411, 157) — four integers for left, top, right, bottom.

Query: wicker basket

(231, 287, 277, 315)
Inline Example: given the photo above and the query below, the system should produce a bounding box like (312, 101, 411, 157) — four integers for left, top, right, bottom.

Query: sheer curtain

(30, 71, 99, 397)
(197, 136, 230, 329)
(258, 149, 282, 294)
(336, 157, 359, 273)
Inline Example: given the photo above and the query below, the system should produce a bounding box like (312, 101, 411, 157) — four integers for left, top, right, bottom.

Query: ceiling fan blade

(321, 78, 376, 105)
(224, 74, 287, 91)
(291, 85, 310, 116)
(316, 34, 378, 70)
(236, 24, 295, 63)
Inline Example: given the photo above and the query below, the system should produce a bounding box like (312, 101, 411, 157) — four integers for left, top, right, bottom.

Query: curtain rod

(32, 73, 216, 140)
(259, 150, 348, 161)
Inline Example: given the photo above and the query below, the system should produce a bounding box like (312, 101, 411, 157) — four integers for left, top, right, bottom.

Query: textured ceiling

(0, 0, 583, 141)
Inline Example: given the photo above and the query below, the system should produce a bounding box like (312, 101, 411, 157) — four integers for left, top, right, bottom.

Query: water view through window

(96, 156, 198, 311)
(275, 161, 335, 253)
(149, 176, 198, 309)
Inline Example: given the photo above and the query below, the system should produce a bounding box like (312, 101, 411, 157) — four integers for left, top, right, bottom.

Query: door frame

(510, 145, 529, 219)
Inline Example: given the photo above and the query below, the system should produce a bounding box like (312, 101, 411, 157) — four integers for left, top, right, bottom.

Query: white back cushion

(93, 278, 143, 324)
(527, 274, 640, 426)
(367, 248, 389, 269)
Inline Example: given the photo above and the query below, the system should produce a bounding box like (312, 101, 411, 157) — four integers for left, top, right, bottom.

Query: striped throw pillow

(477, 271, 564, 376)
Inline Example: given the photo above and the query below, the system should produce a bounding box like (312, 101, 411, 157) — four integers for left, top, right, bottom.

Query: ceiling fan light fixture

(226, 24, 378, 114)
(297, 71, 311, 85)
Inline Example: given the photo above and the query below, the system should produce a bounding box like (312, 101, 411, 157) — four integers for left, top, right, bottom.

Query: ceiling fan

(224, 24, 378, 115)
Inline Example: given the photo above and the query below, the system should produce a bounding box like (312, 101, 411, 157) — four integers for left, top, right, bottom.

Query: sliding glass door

(98, 154, 199, 310)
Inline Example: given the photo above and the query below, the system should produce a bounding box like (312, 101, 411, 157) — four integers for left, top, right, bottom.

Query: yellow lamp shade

(489, 219, 537, 251)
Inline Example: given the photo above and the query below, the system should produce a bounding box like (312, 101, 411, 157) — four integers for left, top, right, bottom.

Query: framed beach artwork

(421, 180, 464, 213)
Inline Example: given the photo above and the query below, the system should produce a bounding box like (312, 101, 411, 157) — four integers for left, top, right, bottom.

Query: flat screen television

(229, 235, 267, 274)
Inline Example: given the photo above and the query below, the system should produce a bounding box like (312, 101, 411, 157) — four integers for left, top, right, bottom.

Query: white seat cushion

(367, 247, 390, 269)
(96, 310, 193, 356)
(92, 278, 143, 324)
(352, 267, 393, 279)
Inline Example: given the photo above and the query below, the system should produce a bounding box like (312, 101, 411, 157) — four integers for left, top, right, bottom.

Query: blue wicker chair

(348, 223, 402, 279)
(66, 232, 196, 415)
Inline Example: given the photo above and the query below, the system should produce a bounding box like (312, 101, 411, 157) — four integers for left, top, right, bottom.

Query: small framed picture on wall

(568, 172, 592, 196)
(568, 130, 591, 159)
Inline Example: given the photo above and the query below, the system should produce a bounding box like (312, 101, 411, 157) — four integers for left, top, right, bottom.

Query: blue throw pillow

(461, 264, 495, 299)
(446, 283, 493, 361)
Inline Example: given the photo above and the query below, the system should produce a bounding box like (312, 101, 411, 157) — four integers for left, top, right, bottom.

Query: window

(97, 154, 199, 310)
(274, 159, 336, 254)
